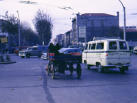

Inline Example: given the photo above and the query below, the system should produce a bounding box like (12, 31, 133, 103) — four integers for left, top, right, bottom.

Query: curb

(0, 61, 16, 64)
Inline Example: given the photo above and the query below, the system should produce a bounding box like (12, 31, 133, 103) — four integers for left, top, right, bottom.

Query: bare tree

(1, 14, 19, 48)
(1, 13, 40, 47)
(20, 25, 40, 46)
(33, 9, 53, 45)
(1, 14, 18, 35)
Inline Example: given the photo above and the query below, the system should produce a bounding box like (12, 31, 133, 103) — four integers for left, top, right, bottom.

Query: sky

(0, 0, 137, 38)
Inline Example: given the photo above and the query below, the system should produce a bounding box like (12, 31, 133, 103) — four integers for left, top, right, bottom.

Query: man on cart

(47, 43, 82, 79)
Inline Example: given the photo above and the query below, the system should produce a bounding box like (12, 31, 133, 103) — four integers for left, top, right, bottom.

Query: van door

(82, 44, 88, 64)
(108, 41, 119, 65)
(118, 41, 130, 64)
(96, 42, 104, 65)
(88, 43, 96, 65)
(86, 44, 92, 64)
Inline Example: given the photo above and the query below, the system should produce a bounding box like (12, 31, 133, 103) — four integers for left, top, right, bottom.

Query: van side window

(109, 41, 117, 50)
(119, 41, 127, 50)
(96, 43, 104, 49)
(90, 43, 96, 50)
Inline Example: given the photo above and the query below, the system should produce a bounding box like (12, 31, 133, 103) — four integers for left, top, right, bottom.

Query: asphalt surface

(0, 55, 48, 103)
(0, 54, 137, 103)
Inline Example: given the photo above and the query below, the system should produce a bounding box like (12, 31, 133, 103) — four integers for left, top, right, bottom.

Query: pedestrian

(54, 43, 61, 55)
(48, 43, 55, 53)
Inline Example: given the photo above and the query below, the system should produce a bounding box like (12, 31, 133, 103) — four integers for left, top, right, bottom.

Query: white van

(82, 39, 131, 73)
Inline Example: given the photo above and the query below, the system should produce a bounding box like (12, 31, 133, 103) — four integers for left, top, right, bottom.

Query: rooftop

(81, 13, 115, 17)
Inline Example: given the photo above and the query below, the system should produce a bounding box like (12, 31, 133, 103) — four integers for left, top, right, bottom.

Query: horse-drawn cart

(47, 50, 82, 79)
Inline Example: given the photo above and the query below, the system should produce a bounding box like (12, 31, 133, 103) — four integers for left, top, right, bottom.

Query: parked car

(41, 47, 48, 60)
(41, 52, 48, 60)
(133, 46, 137, 54)
(19, 45, 48, 58)
(82, 38, 131, 73)
(14, 46, 28, 55)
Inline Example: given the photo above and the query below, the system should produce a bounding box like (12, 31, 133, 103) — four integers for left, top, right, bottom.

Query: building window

(101, 20, 104, 27)
(91, 20, 94, 27)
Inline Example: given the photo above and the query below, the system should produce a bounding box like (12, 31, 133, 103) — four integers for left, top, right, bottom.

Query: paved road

(47, 54, 137, 103)
(0, 54, 137, 103)
(0, 55, 49, 103)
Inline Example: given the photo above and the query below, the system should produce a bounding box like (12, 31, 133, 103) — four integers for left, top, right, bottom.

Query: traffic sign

(0, 37, 8, 43)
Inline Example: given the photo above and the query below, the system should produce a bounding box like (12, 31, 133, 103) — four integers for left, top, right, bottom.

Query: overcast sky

(0, 0, 137, 38)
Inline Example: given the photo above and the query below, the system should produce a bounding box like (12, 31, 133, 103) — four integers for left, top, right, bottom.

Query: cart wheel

(69, 63, 73, 76)
(47, 62, 51, 76)
(59, 62, 65, 74)
(51, 63, 55, 79)
(77, 63, 81, 79)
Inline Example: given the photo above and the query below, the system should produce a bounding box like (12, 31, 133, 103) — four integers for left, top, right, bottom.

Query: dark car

(19, 45, 48, 58)
(58, 48, 82, 56)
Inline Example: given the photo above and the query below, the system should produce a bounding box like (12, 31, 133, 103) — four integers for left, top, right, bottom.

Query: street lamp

(118, 0, 126, 40)
(17, 10, 21, 47)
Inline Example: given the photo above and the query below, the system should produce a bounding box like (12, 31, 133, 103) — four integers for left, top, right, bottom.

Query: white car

(133, 46, 137, 54)
(41, 52, 47, 60)
(82, 38, 131, 73)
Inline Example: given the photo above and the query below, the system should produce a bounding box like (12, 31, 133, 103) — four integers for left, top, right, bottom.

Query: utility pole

(118, 0, 126, 40)
(42, 33, 44, 45)
(17, 10, 21, 47)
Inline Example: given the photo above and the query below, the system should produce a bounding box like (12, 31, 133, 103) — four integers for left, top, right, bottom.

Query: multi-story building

(120, 26, 137, 47)
(72, 12, 119, 44)
(56, 30, 73, 47)
(64, 30, 72, 47)
(55, 34, 64, 47)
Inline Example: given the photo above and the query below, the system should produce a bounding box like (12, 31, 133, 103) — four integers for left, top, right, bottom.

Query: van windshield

(119, 41, 127, 50)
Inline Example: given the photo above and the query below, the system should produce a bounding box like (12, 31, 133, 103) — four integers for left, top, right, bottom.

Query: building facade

(55, 34, 64, 47)
(64, 30, 72, 47)
(72, 12, 119, 44)
(120, 26, 137, 47)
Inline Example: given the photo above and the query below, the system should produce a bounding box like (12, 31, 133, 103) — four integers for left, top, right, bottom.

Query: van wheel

(96, 63, 104, 73)
(84, 60, 89, 69)
(87, 65, 90, 70)
(26, 54, 30, 58)
(21, 56, 24, 58)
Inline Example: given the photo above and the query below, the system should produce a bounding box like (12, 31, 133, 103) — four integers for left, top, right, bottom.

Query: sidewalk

(0, 54, 16, 64)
